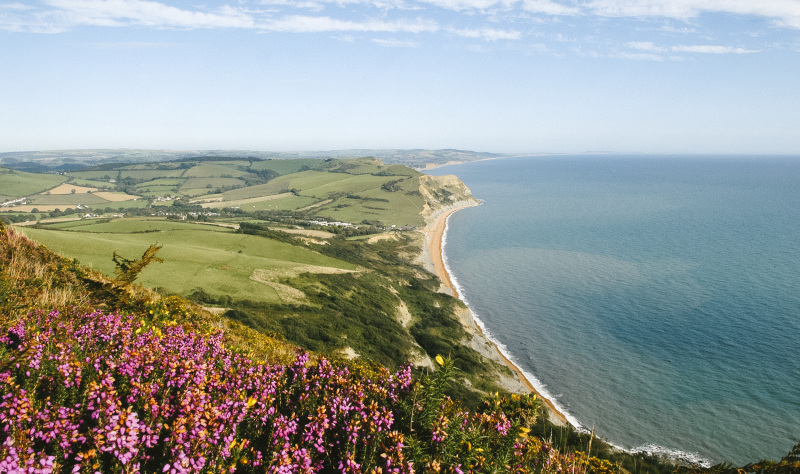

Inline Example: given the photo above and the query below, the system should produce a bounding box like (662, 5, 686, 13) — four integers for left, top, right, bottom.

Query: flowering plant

(0, 308, 595, 473)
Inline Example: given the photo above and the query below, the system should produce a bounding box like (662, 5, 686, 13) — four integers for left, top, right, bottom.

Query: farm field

(19, 219, 357, 304)
(2, 156, 430, 228)
(0, 168, 67, 201)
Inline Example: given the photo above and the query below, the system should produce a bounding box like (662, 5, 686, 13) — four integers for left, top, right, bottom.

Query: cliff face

(418, 174, 479, 221)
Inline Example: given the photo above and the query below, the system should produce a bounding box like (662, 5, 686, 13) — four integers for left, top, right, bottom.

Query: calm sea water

(427, 155, 800, 465)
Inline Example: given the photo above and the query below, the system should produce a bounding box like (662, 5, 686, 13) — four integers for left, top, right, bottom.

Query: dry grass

(45, 183, 99, 194)
(92, 191, 141, 202)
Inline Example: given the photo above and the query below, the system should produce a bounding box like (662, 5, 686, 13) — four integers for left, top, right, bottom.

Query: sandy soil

(46, 183, 99, 194)
(421, 202, 569, 426)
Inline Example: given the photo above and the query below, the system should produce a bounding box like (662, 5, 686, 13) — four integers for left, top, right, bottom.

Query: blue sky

(2, 0, 799, 154)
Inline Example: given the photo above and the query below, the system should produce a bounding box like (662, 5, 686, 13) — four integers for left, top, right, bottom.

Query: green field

(119, 169, 186, 180)
(184, 164, 249, 178)
(40, 218, 221, 233)
(209, 165, 427, 226)
(220, 178, 293, 200)
(180, 177, 243, 190)
(27, 193, 111, 206)
(1, 157, 435, 227)
(94, 200, 150, 211)
(207, 194, 318, 212)
(68, 170, 118, 180)
(67, 178, 114, 188)
(251, 159, 320, 175)
(0, 168, 66, 200)
(19, 220, 357, 304)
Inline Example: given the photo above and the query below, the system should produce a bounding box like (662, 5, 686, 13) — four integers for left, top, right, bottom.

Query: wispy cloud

(44, 0, 255, 28)
(447, 26, 521, 40)
(586, 0, 800, 29)
(1, 0, 796, 58)
(627, 41, 760, 54)
(522, 0, 579, 16)
(626, 41, 665, 52)
(371, 37, 420, 47)
(0, 3, 35, 10)
(259, 0, 420, 12)
(262, 15, 438, 33)
(671, 44, 759, 54)
(91, 40, 180, 49)
(612, 51, 665, 61)
(418, 0, 509, 11)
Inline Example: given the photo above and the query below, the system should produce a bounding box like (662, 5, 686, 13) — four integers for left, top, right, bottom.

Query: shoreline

(421, 201, 571, 427)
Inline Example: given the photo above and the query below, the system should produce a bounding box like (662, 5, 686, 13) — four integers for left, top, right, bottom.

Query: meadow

(0, 168, 66, 201)
(3, 156, 427, 228)
(19, 219, 357, 305)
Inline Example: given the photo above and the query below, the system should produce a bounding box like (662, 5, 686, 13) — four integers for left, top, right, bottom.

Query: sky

(2, 0, 800, 155)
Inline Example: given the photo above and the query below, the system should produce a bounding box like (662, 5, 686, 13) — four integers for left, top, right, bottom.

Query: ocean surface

(426, 155, 800, 465)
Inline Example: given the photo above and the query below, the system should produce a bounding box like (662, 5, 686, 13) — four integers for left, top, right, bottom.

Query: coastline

(420, 201, 571, 427)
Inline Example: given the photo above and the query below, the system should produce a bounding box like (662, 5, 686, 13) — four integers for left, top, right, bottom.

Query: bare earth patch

(296, 198, 333, 212)
(92, 191, 140, 202)
(366, 233, 398, 243)
(250, 265, 358, 304)
(279, 228, 336, 239)
(46, 184, 99, 194)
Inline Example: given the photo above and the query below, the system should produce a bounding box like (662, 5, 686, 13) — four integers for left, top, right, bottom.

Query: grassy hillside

(18, 220, 357, 305)
(3, 158, 500, 390)
(2, 156, 429, 228)
(0, 167, 67, 201)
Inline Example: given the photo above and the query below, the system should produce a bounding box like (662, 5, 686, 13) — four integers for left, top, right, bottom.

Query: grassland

(0, 167, 66, 201)
(3, 156, 429, 227)
(19, 218, 357, 305)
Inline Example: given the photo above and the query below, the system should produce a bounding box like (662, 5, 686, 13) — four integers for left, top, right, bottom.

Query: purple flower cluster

(0, 309, 414, 473)
(0, 307, 591, 474)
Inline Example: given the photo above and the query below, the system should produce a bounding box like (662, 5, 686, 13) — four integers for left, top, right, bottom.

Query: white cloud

(0, 3, 35, 10)
(259, 0, 418, 11)
(522, 0, 580, 16)
(671, 44, 759, 54)
(4, 0, 442, 34)
(420, 0, 507, 10)
(627, 40, 759, 54)
(371, 37, 420, 46)
(262, 14, 438, 32)
(625, 41, 666, 52)
(447, 26, 521, 40)
(585, 0, 800, 29)
(612, 51, 664, 61)
(44, 0, 255, 28)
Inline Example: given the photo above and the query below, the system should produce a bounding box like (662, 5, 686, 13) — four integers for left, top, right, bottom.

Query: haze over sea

(427, 155, 800, 465)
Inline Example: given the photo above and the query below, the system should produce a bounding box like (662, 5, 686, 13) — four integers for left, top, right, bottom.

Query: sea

(426, 155, 800, 466)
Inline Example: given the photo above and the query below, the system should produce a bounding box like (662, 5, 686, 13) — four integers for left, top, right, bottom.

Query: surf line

(426, 200, 576, 428)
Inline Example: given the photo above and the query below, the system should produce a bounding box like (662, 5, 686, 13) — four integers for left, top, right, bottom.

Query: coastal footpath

(418, 174, 569, 427)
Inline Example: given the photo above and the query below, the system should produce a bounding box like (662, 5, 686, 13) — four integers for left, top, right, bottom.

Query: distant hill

(0, 148, 507, 173)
